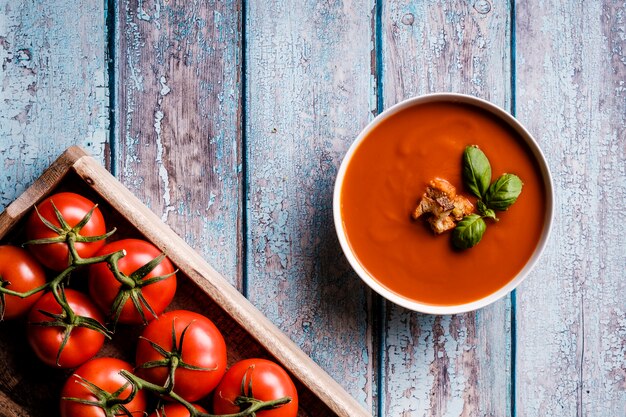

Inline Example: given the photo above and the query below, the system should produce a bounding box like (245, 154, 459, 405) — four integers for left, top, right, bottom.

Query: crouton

(412, 178, 475, 234)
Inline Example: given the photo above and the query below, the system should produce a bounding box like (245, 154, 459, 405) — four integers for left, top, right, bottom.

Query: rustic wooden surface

(1, 0, 625, 416)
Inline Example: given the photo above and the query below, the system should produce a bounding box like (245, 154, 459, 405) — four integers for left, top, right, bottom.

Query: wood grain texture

(0, 0, 108, 209)
(115, 0, 243, 286)
(515, 1, 626, 415)
(245, 0, 377, 411)
(380, 1, 512, 416)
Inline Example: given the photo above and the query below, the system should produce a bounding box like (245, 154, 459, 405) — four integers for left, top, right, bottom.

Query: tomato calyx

(62, 373, 139, 417)
(138, 319, 217, 393)
(227, 365, 293, 414)
(30, 285, 112, 365)
(107, 253, 177, 327)
(24, 202, 116, 257)
(120, 370, 292, 417)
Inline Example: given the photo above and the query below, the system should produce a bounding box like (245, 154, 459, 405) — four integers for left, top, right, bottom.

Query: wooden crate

(0, 146, 371, 417)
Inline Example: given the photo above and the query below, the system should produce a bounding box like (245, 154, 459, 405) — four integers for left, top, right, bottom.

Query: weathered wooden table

(1, 1, 624, 416)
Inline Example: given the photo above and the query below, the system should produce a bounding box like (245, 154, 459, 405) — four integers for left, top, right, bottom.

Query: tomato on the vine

(136, 310, 227, 402)
(60, 357, 147, 417)
(88, 239, 177, 324)
(148, 403, 207, 417)
(25, 192, 108, 271)
(27, 289, 106, 368)
(213, 358, 298, 417)
(0, 245, 46, 319)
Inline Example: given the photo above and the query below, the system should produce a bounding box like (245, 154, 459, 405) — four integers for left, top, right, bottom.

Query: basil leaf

(482, 208, 497, 221)
(485, 173, 523, 211)
(452, 214, 487, 249)
(476, 200, 498, 221)
(462, 145, 491, 198)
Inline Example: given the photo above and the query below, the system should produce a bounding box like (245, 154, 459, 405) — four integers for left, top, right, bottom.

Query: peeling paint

(137, 0, 151, 22)
(153, 109, 173, 221)
(159, 75, 170, 95)
(0, 0, 108, 210)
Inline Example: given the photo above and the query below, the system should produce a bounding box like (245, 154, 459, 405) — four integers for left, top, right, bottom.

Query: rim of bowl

(333, 93, 554, 315)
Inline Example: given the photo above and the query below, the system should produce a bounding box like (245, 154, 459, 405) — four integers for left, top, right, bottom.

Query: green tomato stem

(62, 375, 136, 417)
(106, 251, 135, 288)
(119, 370, 292, 417)
(0, 281, 49, 298)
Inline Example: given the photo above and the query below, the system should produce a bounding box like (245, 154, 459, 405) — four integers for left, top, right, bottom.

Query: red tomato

(136, 310, 227, 402)
(26, 192, 108, 271)
(88, 239, 176, 324)
(0, 245, 47, 319)
(27, 289, 105, 368)
(148, 403, 207, 417)
(213, 359, 298, 417)
(60, 357, 147, 417)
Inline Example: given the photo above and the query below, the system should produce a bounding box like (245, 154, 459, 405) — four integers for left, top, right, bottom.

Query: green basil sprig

(463, 145, 492, 198)
(452, 214, 486, 249)
(453, 146, 523, 249)
(485, 173, 523, 210)
(476, 200, 497, 221)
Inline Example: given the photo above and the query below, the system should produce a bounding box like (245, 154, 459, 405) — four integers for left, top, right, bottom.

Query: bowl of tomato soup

(334, 93, 553, 314)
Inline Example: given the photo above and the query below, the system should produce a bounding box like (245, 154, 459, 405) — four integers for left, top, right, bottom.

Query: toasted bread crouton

(429, 177, 457, 199)
(412, 178, 475, 234)
(451, 194, 474, 221)
(428, 213, 456, 234)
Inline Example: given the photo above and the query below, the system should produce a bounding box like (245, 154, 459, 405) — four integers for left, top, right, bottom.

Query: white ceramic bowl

(333, 93, 554, 314)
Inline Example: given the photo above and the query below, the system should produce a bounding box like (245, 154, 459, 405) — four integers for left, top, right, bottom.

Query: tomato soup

(340, 101, 546, 306)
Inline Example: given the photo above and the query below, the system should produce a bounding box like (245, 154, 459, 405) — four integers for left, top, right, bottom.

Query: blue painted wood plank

(515, 1, 626, 415)
(113, 0, 243, 286)
(0, 0, 109, 208)
(244, 0, 377, 411)
(380, 1, 513, 415)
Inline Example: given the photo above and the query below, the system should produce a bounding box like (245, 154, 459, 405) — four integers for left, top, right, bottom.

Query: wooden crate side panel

(380, 1, 513, 416)
(515, 1, 626, 415)
(0, 147, 88, 232)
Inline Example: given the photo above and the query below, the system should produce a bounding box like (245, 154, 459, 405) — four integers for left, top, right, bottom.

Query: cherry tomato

(25, 192, 108, 271)
(60, 357, 147, 417)
(0, 245, 46, 319)
(136, 310, 227, 402)
(148, 403, 207, 417)
(88, 239, 176, 324)
(213, 359, 298, 417)
(27, 289, 105, 368)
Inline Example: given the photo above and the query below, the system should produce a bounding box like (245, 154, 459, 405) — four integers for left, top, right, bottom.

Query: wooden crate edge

(70, 152, 372, 417)
(0, 146, 89, 237)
